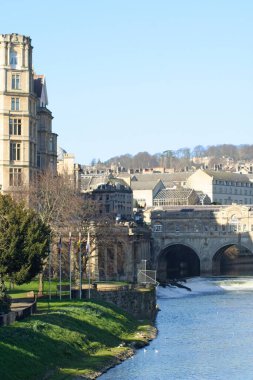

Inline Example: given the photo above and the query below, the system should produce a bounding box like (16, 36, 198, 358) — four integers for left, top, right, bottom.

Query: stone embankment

(74, 283, 158, 321)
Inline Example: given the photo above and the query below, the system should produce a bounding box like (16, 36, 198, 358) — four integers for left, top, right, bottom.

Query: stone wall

(0, 300, 36, 327)
(73, 286, 157, 321)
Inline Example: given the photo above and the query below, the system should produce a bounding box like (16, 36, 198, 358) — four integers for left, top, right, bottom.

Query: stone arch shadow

(212, 242, 253, 276)
(98, 239, 129, 281)
(156, 243, 200, 281)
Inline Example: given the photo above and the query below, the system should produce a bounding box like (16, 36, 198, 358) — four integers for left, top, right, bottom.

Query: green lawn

(7, 279, 130, 298)
(0, 298, 154, 380)
(7, 279, 66, 295)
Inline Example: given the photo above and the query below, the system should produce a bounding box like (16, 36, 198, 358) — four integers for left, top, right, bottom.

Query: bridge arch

(212, 243, 253, 276)
(156, 243, 200, 281)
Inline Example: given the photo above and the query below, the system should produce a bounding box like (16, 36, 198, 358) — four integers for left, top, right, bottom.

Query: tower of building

(0, 33, 57, 193)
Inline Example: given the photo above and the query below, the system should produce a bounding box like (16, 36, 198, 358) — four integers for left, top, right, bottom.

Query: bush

(0, 279, 11, 314)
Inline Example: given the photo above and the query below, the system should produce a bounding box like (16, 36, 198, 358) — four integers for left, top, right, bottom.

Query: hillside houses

(120, 169, 253, 208)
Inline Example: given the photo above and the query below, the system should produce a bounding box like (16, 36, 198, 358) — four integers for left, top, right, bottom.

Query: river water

(99, 277, 253, 380)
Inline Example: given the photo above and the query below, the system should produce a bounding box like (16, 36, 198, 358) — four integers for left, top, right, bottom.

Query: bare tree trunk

(38, 272, 43, 296)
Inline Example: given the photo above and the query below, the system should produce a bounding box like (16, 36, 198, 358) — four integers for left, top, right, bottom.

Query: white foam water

(156, 276, 253, 299)
(217, 277, 253, 291)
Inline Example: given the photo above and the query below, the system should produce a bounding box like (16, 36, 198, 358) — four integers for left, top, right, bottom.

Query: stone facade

(83, 176, 133, 220)
(87, 224, 152, 283)
(0, 33, 57, 193)
(186, 169, 253, 205)
(148, 204, 253, 278)
(57, 153, 81, 190)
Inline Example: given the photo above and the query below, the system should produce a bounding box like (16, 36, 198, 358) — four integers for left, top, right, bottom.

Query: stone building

(120, 172, 193, 208)
(187, 169, 253, 205)
(131, 179, 165, 208)
(0, 33, 57, 193)
(82, 175, 133, 220)
(57, 152, 82, 190)
(89, 224, 151, 282)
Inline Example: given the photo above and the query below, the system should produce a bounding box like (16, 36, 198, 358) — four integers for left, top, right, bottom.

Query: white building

(187, 169, 253, 205)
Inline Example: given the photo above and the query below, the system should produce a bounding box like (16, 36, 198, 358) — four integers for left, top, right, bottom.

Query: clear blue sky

(1, 0, 253, 164)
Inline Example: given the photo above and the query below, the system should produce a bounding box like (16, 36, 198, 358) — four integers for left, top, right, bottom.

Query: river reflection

(99, 277, 253, 380)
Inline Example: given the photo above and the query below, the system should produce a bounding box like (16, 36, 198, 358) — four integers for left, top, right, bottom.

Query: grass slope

(0, 299, 154, 380)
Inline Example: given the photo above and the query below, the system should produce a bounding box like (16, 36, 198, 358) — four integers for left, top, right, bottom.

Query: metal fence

(137, 269, 159, 286)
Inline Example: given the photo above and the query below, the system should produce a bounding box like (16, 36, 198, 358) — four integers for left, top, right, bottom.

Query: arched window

(10, 50, 18, 68)
(230, 214, 239, 232)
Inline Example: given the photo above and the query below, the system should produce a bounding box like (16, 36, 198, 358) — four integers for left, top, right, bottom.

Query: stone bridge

(146, 204, 253, 280)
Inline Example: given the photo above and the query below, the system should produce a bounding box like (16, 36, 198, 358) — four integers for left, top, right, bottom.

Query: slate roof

(34, 75, 44, 98)
(131, 180, 164, 191)
(132, 172, 192, 184)
(81, 175, 131, 192)
(154, 188, 195, 200)
(202, 170, 250, 183)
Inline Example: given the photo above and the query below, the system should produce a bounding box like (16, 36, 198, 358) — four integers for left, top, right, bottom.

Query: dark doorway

(157, 244, 200, 281)
(213, 244, 253, 276)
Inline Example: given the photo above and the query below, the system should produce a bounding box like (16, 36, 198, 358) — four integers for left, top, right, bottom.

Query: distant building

(187, 169, 253, 205)
(123, 172, 192, 208)
(57, 152, 82, 190)
(153, 188, 200, 206)
(131, 178, 165, 208)
(0, 33, 57, 192)
(83, 176, 133, 220)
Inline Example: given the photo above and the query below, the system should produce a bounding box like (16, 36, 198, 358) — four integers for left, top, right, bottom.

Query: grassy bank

(0, 298, 156, 380)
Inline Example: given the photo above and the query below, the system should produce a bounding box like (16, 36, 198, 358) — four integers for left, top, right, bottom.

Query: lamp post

(79, 232, 82, 299)
(48, 234, 51, 301)
(58, 234, 62, 300)
(86, 231, 91, 299)
(69, 231, 72, 300)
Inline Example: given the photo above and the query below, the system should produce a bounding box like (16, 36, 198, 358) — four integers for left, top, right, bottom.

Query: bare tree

(28, 171, 82, 233)
(27, 170, 117, 285)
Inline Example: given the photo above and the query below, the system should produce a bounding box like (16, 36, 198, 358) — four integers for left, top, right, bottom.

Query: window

(9, 168, 22, 186)
(11, 74, 20, 90)
(48, 137, 53, 152)
(37, 154, 41, 168)
(10, 50, 18, 67)
(10, 142, 21, 161)
(11, 97, 20, 111)
(9, 118, 21, 135)
(153, 224, 163, 232)
(230, 215, 238, 232)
